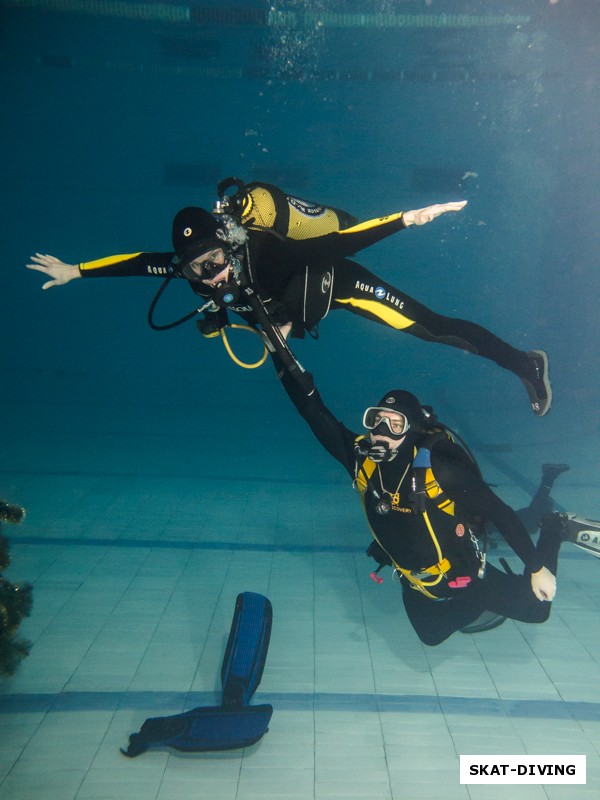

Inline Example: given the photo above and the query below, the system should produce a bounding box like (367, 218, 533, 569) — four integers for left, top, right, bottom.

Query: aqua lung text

(354, 281, 405, 308)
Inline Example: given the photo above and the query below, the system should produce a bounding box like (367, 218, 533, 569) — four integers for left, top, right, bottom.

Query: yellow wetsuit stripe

(336, 211, 404, 235)
(79, 253, 144, 272)
(335, 297, 415, 330)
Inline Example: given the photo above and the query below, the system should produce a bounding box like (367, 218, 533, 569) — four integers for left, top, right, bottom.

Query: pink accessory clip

(448, 576, 471, 589)
(370, 572, 384, 585)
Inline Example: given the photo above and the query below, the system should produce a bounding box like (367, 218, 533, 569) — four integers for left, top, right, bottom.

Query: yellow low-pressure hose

(219, 324, 268, 369)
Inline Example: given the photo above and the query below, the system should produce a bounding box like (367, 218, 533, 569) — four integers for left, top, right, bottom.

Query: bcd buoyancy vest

(213, 178, 360, 335)
(355, 432, 486, 599)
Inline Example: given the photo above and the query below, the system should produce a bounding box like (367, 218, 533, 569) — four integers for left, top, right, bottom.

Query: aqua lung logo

(288, 196, 326, 217)
(572, 528, 600, 558)
(355, 281, 405, 309)
(578, 531, 600, 548)
(147, 265, 172, 275)
(384, 396, 395, 404)
(321, 271, 332, 294)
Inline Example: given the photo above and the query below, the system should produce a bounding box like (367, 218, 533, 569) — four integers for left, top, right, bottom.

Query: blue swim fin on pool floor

(221, 590, 273, 708)
(121, 592, 273, 757)
(121, 704, 274, 757)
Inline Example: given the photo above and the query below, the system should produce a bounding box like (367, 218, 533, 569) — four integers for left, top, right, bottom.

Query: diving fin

(121, 705, 273, 757)
(221, 591, 273, 708)
(559, 513, 600, 558)
(121, 592, 273, 757)
(460, 610, 507, 634)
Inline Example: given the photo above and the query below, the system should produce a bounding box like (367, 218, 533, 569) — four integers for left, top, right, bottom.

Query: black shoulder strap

(418, 425, 488, 546)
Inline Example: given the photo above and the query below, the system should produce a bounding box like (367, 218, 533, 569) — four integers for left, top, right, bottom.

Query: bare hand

(531, 566, 556, 602)
(26, 253, 81, 290)
(403, 201, 467, 227)
(277, 322, 292, 340)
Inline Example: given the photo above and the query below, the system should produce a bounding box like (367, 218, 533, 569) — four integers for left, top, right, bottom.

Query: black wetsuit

(78, 213, 535, 381)
(515, 483, 556, 535)
(275, 367, 561, 646)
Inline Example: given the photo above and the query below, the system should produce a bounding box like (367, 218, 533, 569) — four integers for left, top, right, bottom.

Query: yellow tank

(236, 180, 358, 239)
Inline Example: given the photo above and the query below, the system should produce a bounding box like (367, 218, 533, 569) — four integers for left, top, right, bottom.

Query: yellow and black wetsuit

(78, 210, 534, 381)
(272, 357, 561, 646)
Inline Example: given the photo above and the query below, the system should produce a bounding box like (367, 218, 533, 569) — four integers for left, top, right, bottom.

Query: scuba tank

(214, 177, 359, 239)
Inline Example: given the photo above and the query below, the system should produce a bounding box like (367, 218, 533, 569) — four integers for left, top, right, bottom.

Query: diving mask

(183, 248, 232, 282)
(363, 407, 410, 438)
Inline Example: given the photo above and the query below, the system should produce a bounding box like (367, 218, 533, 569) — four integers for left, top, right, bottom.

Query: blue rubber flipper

(121, 704, 273, 757)
(120, 591, 274, 758)
(221, 592, 273, 708)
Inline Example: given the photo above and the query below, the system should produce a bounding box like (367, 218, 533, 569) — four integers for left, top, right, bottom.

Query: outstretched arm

(27, 251, 176, 287)
(245, 290, 357, 472)
(281, 200, 468, 263)
(402, 201, 467, 227)
(26, 254, 81, 290)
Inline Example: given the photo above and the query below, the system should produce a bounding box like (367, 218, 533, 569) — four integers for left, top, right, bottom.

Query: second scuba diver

(255, 310, 597, 645)
(27, 180, 551, 416)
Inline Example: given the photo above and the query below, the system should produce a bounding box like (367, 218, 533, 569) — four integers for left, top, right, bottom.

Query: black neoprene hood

(371, 389, 425, 431)
(172, 206, 224, 264)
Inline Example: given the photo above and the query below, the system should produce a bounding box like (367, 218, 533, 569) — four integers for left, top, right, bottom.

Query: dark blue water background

(1, 0, 599, 507)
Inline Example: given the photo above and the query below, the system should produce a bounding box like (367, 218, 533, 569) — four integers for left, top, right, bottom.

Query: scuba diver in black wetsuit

(280, 387, 561, 645)
(27, 180, 551, 416)
(248, 310, 597, 645)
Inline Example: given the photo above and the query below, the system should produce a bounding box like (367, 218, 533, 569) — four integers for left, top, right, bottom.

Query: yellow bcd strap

(393, 511, 452, 599)
(395, 558, 452, 599)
